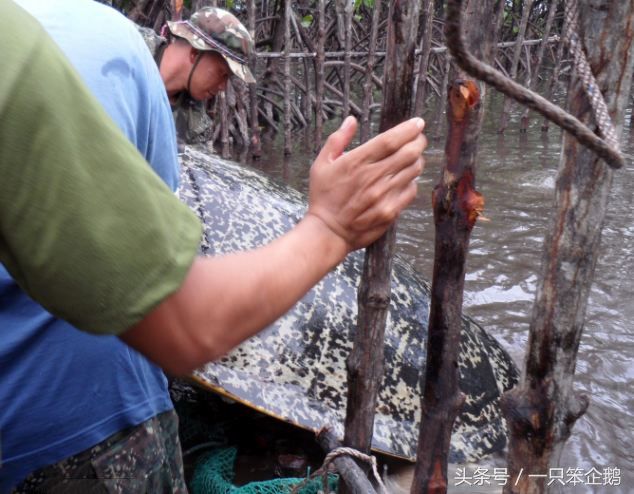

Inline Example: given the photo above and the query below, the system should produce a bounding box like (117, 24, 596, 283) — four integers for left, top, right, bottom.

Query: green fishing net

(191, 448, 338, 494)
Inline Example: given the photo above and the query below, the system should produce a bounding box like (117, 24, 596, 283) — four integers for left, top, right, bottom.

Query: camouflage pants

(13, 410, 187, 494)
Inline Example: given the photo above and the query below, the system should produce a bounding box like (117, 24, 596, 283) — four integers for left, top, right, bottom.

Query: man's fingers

(316, 116, 358, 164)
(387, 156, 425, 188)
(344, 117, 425, 164)
(368, 134, 426, 181)
(354, 167, 420, 229)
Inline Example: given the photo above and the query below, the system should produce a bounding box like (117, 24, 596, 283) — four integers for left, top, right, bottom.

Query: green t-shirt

(0, 1, 202, 335)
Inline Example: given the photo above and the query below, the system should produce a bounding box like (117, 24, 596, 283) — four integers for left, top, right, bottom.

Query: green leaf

(301, 14, 314, 28)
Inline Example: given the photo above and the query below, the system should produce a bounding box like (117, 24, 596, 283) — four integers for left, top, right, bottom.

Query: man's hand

(122, 116, 426, 375)
(307, 116, 427, 252)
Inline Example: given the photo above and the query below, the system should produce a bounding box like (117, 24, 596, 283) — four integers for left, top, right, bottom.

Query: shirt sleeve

(0, 1, 202, 335)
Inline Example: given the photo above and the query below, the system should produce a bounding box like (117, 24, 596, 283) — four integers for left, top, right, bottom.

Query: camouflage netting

(191, 448, 338, 494)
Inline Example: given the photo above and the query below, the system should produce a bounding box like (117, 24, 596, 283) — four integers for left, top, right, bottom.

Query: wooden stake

(314, 0, 326, 151)
(283, 0, 292, 155)
(317, 430, 378, 494)
(247, 0, 261, 157)
(412, 1, 504, 491)
(498, 0, 535, 134)
(342, 2, 420, 492)
(501, 2, 634, 492)
(360, 0, 383, 143)
(520, 0, 559, 132)
(342, 0, 353, 119)
(414, 0, 435, 116)
(411, 79, 483, 494)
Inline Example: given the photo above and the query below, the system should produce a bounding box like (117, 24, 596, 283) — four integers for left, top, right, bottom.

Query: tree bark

(411, 1, 504, 492)
(360, 0, 383, 143)
(247, 0, 262, 157)
(317, 430, 378, 494)
(433, 53, 450, 141)
(282, 0, 292, 154)
(314, 0, 326, 151)
(342, 2, 419, 493)
(411, 78, 480, 494)
(498, 0, 535, 134)
(219, 90, 230, 158)
(342, 0, 354, 119)
(414, 0, 435, 116)
(501, 2, 634, 492)
(542, 3, 568, 132)
(519, 0, 558, 132)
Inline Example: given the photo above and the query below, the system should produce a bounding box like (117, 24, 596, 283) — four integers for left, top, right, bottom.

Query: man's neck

(159, 43, 189, 98)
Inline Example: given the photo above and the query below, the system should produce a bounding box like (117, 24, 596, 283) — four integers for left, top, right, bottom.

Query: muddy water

(237, 96, 634, 492)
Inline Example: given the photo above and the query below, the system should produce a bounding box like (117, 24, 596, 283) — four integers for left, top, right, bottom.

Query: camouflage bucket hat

(167, 7, 256, 84)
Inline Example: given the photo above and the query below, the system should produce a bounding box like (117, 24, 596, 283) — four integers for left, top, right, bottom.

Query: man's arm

(121, 116, 426, 375)
(0, 1, 202, 334)
(2, 1, 426, 376)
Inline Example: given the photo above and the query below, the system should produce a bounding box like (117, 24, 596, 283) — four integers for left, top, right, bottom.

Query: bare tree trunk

(219, 91, 230, 158)
(498, 0, 535, 134)
(234, 82, 250, 148)
(360, 0, 383, 142)
(317, 430, 378, 494)
(170, 0, 182, 20)
(287, 11, 313, 133)
(519, 0, 559, 132)
(342, 2, 420, 493)
(542, 5, 569, 132)
(247, 0, 261, 157)
(283, 0, 292, 155)
(501, 2, 634, 492)
(314, 0, 326, 151)
(411, 0, 504, 492)
(433, 53, 451, 141)
(342, 0, 354, 119)
(414, 0, 435, 116)
(411, 77, 479, 494)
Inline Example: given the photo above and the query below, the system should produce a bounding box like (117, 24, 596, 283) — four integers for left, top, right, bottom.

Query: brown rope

(444, 0, 626, 169)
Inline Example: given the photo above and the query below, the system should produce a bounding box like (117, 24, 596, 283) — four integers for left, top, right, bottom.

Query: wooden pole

(314, 0, 326, 151)
(342, 2, 420, 493)
(411, 78, 480, 494)
(519, 0, 559, 132)
(542, 3, 568, 132)
(342, 0, 354, 119)
(283, 0, 292, 155)
(498, 0, 535, 134)
(171, 0, 182, 20)
(360, 0, 383, 143)
(317, 430, 378, 494)
(411, 1, 504, 492)
(288, 11, 313, 132)
(219, 90, 230, 158)
(414, 0, 435, 116)
(501, 2, 634, 492)
(433, 54, 450, 141)
(247, 0, 261, 157)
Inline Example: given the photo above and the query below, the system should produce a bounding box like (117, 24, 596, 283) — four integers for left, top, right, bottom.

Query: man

(138, 7, 254, 144)
(1, 1, 426, 492)
(3, 0, 184, 491)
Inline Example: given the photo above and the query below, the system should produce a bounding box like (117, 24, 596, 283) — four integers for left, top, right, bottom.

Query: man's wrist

(300, 213, 350, 269)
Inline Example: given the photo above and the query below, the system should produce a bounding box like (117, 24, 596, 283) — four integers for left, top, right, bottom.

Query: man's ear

(189, 47, 199, 64)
